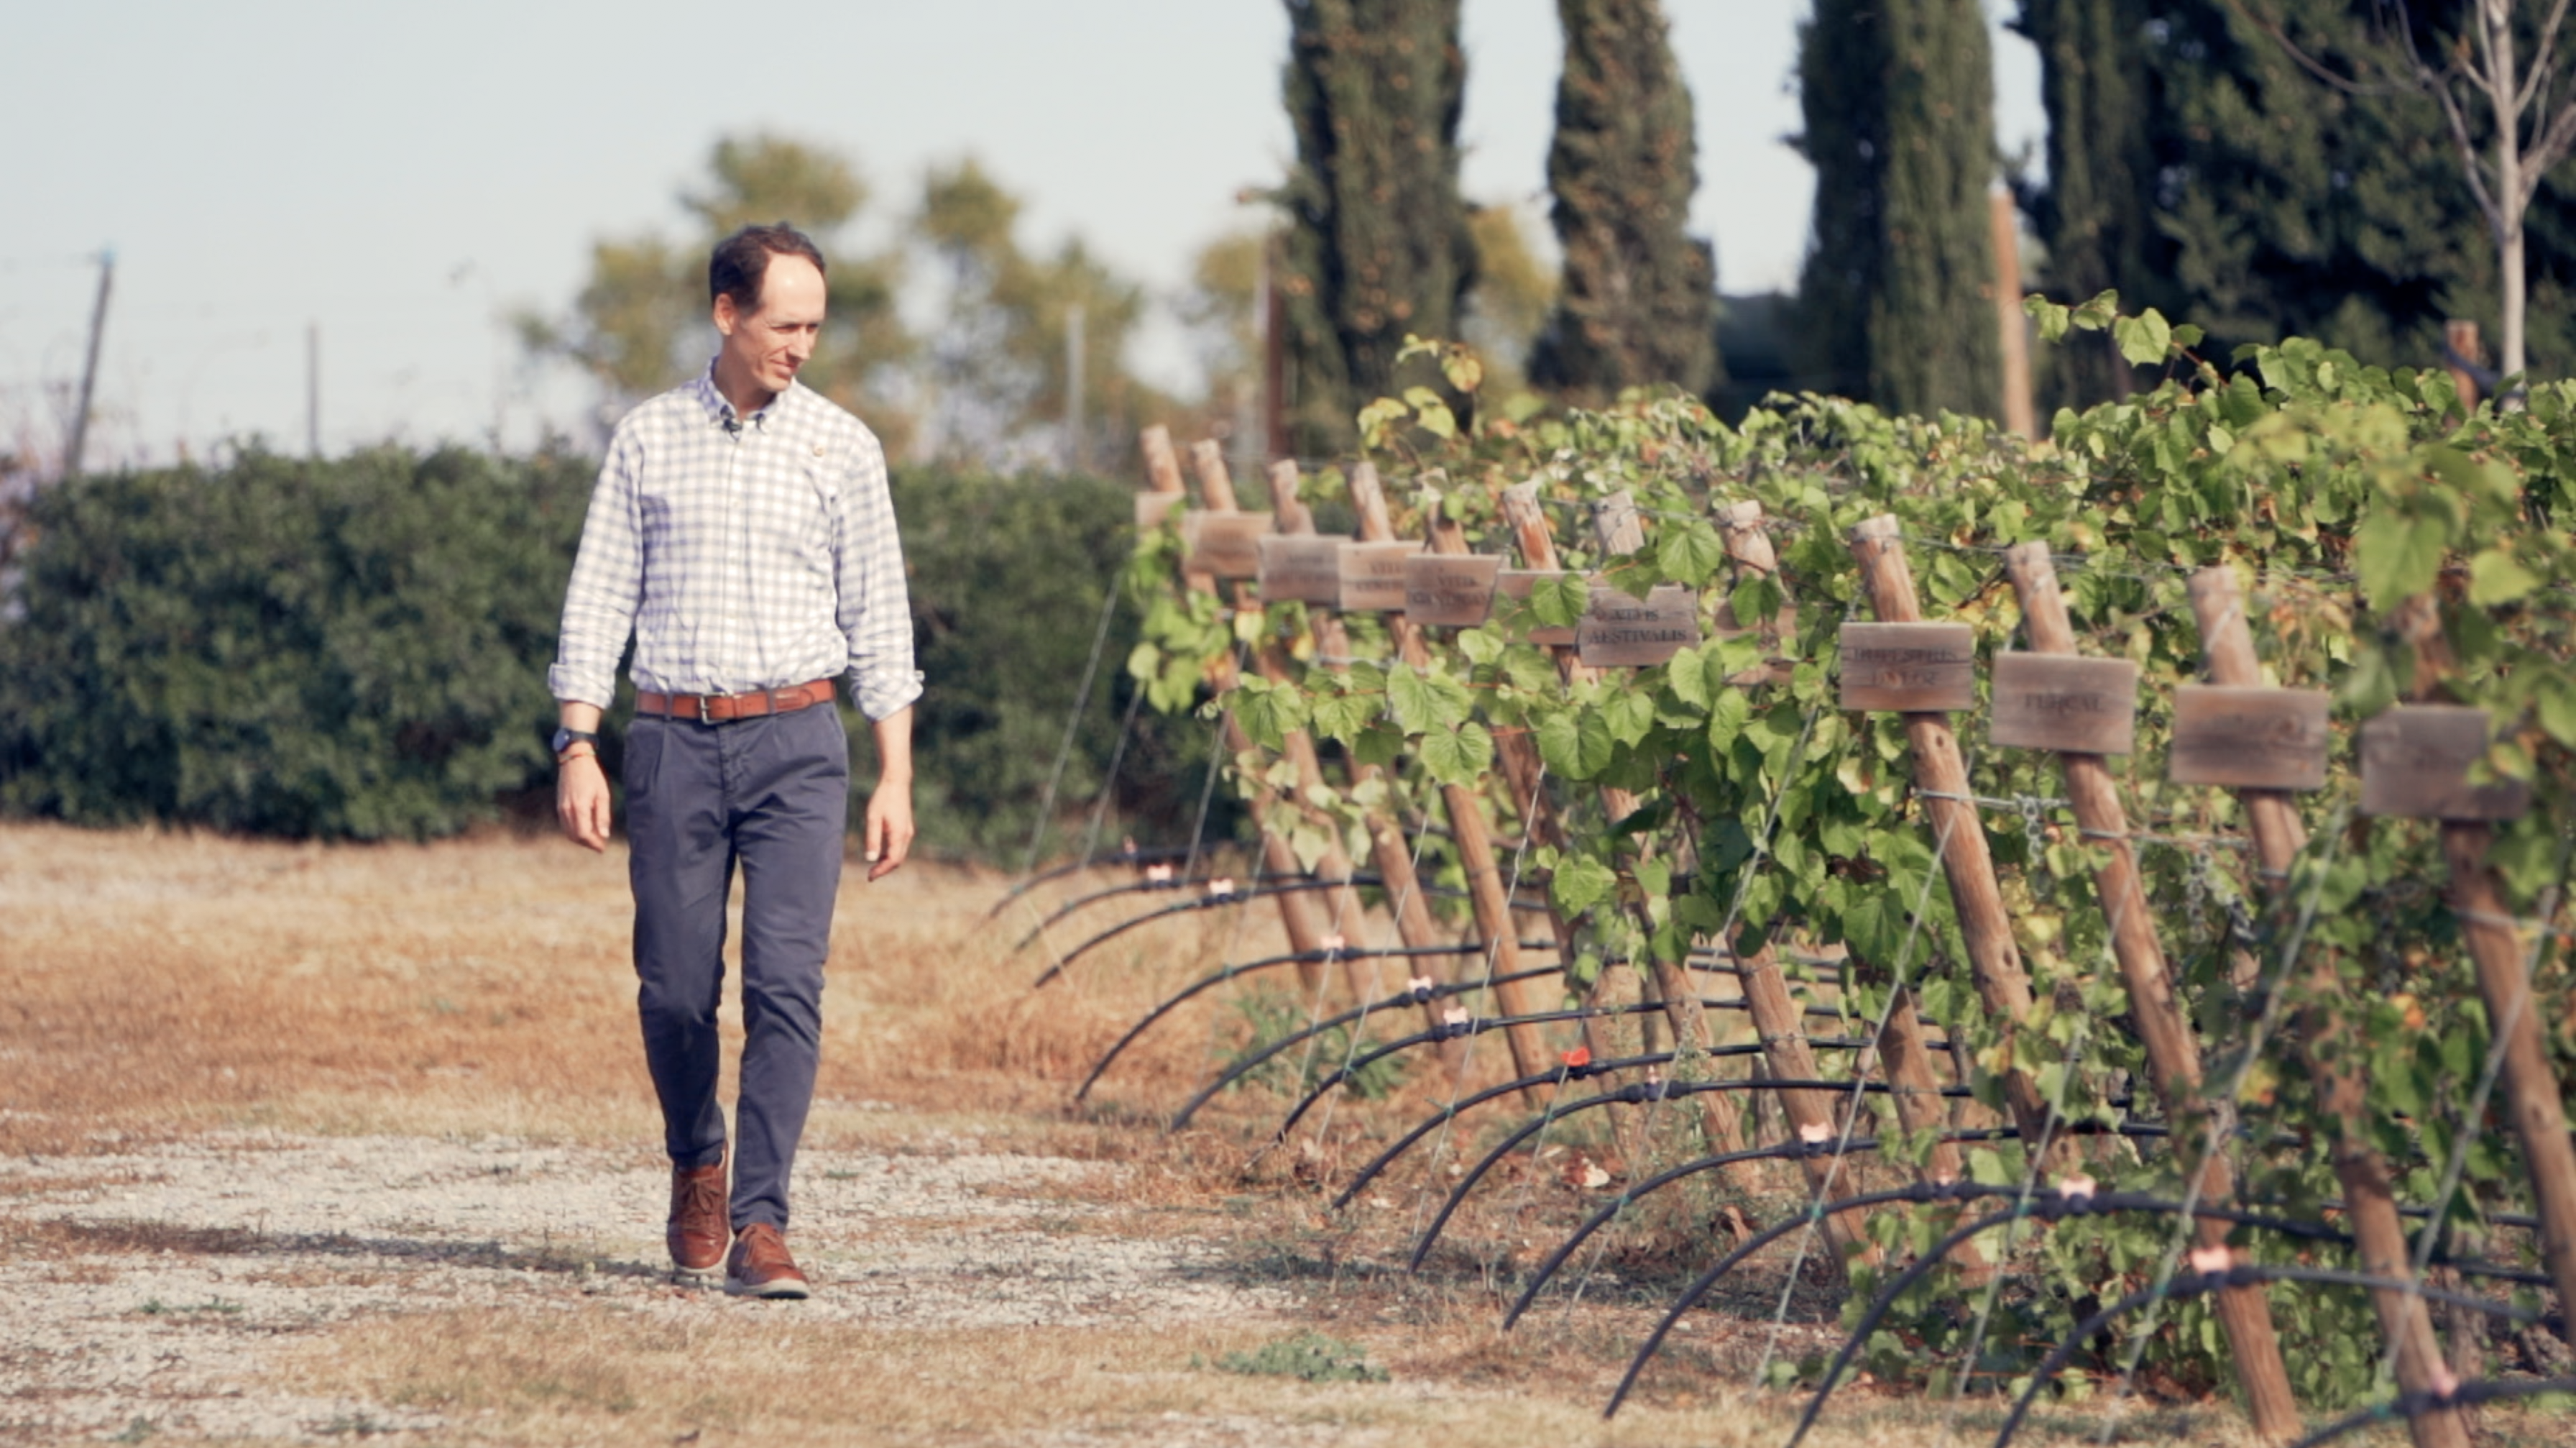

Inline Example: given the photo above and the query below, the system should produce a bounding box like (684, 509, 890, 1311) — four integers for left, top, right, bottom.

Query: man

(549, 221, 919, 1301)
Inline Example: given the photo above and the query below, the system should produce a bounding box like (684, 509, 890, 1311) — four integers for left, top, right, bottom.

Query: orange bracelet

(556, 745, 599, 766)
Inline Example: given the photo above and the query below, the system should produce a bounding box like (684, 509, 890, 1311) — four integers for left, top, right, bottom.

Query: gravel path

(0, 1129, 1288, 1442)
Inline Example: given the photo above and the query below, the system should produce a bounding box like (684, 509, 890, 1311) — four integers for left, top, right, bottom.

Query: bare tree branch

(2518, 0, 2574, 111)
(2227, 0, 2416, 96)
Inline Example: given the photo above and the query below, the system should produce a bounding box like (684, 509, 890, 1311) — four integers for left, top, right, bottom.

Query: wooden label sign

(1402, 554, 1502, 626)
(2168, 685, 2330, 791)
(1578, 585, 1702, 667)
(1338, 541, 1420, 613)
(1988, 653, 2139, 755)
(1496, 569, 1578, 646)
(1256, 533, 1351, 605)
(1180, 510, 1270, 579)
(2360, 705, 2531, 820)
(1136, 492, 1182, 531)
(1838, 623, 1976, 712)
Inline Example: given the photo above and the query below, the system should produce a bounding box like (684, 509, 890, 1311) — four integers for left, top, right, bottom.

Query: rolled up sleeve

(547, 431, 646, 709)
(834, 431, 923, 720)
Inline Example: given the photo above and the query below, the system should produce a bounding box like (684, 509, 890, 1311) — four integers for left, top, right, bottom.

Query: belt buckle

(696, 694, 716, 725)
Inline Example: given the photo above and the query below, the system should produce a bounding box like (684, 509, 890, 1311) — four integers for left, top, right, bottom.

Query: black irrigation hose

(1780, 1190, 2538, 1448)
(2288, 1378, 2576, 1448)
(1410, 1076, 1972, 1274)
(1330, 1029, 1952, 1215)
(1072, 942, 1553, 1102)
(1991, 1268, 2550, 1448)
(988, 845, 1197, 918)
(1161, 966, 1563, 1131)
(1016, 869, 1533, 944)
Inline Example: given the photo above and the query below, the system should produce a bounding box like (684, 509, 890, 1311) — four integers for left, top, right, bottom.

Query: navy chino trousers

(622, 703, 848, 1232)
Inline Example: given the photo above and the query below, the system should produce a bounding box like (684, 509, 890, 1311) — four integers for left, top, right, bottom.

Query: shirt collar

(689, 363, 791, 431)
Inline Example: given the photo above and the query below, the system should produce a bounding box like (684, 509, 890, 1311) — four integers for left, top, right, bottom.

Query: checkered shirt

(548, 369, 923, 720)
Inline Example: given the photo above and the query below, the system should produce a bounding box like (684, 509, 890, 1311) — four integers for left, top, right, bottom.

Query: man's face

(714, 253, 826, 398)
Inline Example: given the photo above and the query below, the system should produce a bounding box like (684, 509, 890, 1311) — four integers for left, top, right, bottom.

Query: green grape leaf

(1536, 706, 1615, 779)
(1655, 521, 1728, 587)
(2467, 546, 2539, 606)
(1417, 720, 1492, 787)
(1550, 853, 1618, 917)
(2353, 507, 2450, 610)
(1601, 686, 1657, 748)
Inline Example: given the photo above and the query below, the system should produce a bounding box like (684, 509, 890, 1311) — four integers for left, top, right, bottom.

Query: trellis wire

(1016, 570, 1123, 882)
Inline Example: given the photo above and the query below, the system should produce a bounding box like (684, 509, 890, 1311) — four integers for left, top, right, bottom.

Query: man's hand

(864, 705, 916, 881)
(862, 782, 914, 881)
(558, 753, 612, 852)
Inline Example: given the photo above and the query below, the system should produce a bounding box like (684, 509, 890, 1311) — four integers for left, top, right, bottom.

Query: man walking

(549, 222, 919, 1301)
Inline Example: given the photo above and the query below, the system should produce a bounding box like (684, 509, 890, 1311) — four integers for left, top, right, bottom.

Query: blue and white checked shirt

(549, 369, 923, 720)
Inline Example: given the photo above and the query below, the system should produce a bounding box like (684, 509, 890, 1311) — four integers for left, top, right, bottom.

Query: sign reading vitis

(2168, 686, 2330, 791)
(1256, 534, 1351, 605)
(1402, 554, 1501, 626)
(1337, 541, 1419, 613)
(2360, 705, 2531, 820)
(1988, 654, 2140, 755)
(1179, 510, 1270, 579)
(1577, 585, 1701, 666)
(1838, 623, 1976, 712)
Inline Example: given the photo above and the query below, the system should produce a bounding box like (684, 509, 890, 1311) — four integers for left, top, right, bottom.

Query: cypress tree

(2021, 2, 2576, 389)
(1795, 0, 2002, 416)
(2012, 0, 2156, 402)
(1530, 0, 1721, 401)
(1279, 0, 1478, 454)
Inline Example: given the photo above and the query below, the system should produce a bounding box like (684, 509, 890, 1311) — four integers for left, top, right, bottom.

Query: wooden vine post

(2391, 594, 2576, 1342)
(1190, 441, 1372, 990)
(1713, 498, 1964, 1252)
(1267, 458, 1452, 1035)
(1347, 462, 1552, 1091)
(2186, 567, 2465, 1448)
(1845, 516, 2074, 1173)
(1137, 426, 1334, 999)
(2003, 545, 2300, 1442)
(1491, 483, 1765, 1189)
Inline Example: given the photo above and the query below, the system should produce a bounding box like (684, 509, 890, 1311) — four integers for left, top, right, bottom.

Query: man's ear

(712, 293, 739, 338)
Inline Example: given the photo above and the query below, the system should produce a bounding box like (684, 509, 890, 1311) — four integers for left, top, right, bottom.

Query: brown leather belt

(635, 679, 837, 725)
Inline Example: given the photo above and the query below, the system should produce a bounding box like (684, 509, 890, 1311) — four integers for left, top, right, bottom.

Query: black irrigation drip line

(1025, 878, 1542, 988)
(2286, 1378, 2576, 1448)
(1161, 966, 1562, 1131)
(1990, 1268, 2553, 1448)
(987, 845, 1200, 918)
(1014, 869, 1535, 945)
(1410, 1076, 1975, 1275)
(1329, 1023, 1949, 1215)
(1601, 1176, 2539, 1423)
(1072, 942, 1553, 1103)
(1780, 1190, 2549, 1448)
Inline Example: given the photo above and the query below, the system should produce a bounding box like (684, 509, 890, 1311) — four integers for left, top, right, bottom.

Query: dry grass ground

(1, 821, 2512, 1445)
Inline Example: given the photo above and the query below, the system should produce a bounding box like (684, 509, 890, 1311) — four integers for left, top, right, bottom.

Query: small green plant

(110, 1417, 156, 1444)
(1209, 1331, 1389, 1383)
(1224, 988, 1411, 1100)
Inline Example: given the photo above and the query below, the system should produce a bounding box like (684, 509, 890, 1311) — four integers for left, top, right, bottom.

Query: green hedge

(0, 447, 1219, 856)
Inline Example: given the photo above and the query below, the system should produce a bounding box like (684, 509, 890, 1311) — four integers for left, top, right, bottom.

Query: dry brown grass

(0, 822, 2350, 1446)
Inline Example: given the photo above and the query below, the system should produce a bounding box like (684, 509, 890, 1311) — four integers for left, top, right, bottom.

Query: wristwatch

(551, 727, 600, 763)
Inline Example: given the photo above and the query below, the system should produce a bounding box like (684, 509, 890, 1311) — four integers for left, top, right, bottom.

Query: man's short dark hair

(709, 223, 827, 313)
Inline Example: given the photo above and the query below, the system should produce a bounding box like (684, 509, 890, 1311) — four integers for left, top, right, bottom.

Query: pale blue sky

(0, 2, 2041, 466)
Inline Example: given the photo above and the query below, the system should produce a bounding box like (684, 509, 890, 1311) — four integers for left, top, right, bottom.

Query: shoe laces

(676, 1168, 725, 1223)
(736, 1221, 795, 1271)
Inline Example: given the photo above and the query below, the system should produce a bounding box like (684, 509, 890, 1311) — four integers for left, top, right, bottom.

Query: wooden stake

(2006, 545, 2300, 1443)
(2189, 567, 2466, 1448)
(1136, 426, 1333, 999)
(1990, 188, 2036, 441)
(2391, 595, 2576, 1347)
(1846, 516, 2074, 1173)
(1349, 463, 1553, 1093)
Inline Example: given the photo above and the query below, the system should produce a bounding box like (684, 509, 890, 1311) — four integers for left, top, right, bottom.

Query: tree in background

(1462, 203, 1558, 393)
(914, 159, 1156, 472)
(2011, 0, 2156, 402)
(2016, 3, 2576, 403)
(1278, 0, 1478, 453)
(1795, 0, 2002, 416)
(1530, 0, 1719, 402)
(520, 134, 913, 448)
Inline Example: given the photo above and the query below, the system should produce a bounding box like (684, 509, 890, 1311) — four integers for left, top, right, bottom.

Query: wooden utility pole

(2005, 546, 2300, 1442)
(1846, 516, 2071, 1171)
(1990, 188, 2036, 441)
(2188, 567, 2465, 1448)
(65, 249, 114, 478)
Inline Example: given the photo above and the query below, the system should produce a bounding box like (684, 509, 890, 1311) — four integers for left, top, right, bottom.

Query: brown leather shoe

(724, 1222, 810, 1300)
(667, 1155, 728, 1276)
